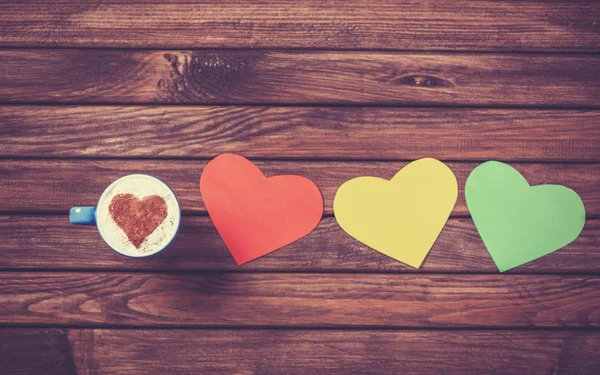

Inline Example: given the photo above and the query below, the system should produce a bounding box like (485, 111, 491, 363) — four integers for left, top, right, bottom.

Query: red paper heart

(109, 194, 168, 248)
(200, 154, 323, 265)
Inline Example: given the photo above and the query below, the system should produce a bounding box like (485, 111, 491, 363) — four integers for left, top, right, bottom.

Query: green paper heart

(465, 161, 586, 272)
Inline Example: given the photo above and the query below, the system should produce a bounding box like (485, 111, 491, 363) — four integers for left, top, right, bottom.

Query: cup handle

(70, 207, 96, 225)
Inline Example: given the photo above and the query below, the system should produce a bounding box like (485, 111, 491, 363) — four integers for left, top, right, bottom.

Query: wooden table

(1, 1, 600, 374)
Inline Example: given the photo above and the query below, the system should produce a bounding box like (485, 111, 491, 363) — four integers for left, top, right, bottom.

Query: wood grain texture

(3, 329, 598, 375)
(1, 1, 599, 371)
(0, 273, 599, 327)
(1, 0, 600, 52)
(69, 330, 600, 375)
(2, 50, 600, 106)
(2, 159, 599, 216)
(0, 329, 78, 375)
(1, 215, 599, 273)
(2, 106, 600, 162)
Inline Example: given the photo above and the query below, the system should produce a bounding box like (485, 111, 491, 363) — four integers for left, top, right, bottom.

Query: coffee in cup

(70, 174, 181, 257)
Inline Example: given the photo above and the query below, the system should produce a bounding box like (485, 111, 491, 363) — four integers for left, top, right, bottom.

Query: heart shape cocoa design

(109, 194, 168, 248)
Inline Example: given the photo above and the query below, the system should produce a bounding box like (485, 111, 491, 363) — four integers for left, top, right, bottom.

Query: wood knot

(393, 75, 453, 88)
(158, 51, 261, 103)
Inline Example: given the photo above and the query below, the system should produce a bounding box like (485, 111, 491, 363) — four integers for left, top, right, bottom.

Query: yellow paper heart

(333, 158, 458, 268)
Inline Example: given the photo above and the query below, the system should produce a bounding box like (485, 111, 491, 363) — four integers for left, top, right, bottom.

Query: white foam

(95, 174, 180, 257)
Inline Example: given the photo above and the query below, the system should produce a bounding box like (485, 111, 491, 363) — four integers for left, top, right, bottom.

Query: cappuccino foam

(96, 175, 180, 257)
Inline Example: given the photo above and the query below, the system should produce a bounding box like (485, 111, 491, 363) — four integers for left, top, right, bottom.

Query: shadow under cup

(70, 174, 181, 257)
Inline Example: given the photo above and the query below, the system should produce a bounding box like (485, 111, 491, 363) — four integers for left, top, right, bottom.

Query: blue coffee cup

(70, 174, 181, 257)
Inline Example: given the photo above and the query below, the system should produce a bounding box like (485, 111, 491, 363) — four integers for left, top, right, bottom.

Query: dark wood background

(1, 1, 600, 374)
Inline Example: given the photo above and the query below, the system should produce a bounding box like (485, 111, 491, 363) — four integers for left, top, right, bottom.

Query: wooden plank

(2, 106, 600, 162)
(0, 273, 599, 327)
(2, 160, 599, 216)
(1, 1, 599, 52)
(2, 215, 599, 273)
(2, 329, 599, 375)
(2, 50, 600, 106)
(0, 329, 78, 375)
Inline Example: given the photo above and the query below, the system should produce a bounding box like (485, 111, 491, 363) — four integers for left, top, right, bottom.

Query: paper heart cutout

(465, 161, 586, 272)
(109, 194, 168, 248)
(333, 158, 458, 268)
(200, 153, 323, 265)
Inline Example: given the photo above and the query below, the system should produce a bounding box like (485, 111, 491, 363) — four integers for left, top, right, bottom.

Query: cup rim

(96, 174, 181, 258)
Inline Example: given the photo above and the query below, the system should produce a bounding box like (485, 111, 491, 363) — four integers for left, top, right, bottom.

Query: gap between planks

(4, 102, 600, 108)
(0, 324, 599, 331)
(4, 156, 600, 165)
(4, 47, 600, 55)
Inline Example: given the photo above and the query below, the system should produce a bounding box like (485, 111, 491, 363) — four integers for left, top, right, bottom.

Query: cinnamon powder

(108, 194, 168, 248)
